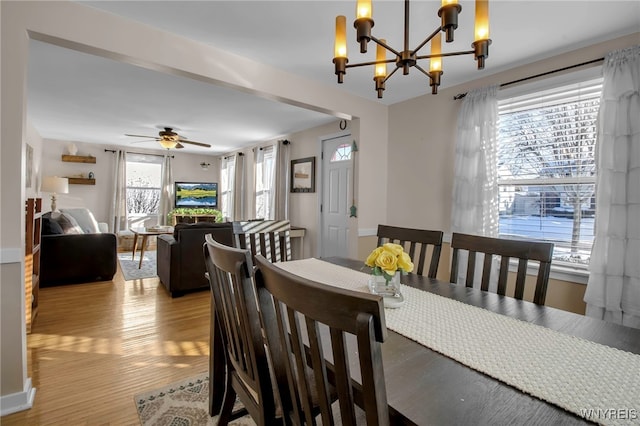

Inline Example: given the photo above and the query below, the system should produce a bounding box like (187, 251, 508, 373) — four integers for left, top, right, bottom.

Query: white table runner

(275, 258, 640, 426)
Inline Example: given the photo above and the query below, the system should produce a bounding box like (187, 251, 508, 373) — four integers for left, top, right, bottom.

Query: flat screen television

(174, 182, 218, 208)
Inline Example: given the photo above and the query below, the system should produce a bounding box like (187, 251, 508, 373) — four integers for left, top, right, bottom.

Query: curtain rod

(104, 148, 174, 158)
(453, 57, 605, 100)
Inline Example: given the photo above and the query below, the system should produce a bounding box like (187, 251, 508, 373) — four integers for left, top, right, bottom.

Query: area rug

(118, 250, 157, 281)
(134, 374, 255, 426)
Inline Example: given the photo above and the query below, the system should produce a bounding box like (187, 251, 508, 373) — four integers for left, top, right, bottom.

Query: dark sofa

(157, 222, 234, 297)
(41, 213, 117, 286)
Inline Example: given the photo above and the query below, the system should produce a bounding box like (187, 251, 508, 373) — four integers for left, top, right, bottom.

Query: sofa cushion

(61, 208, 101, 233)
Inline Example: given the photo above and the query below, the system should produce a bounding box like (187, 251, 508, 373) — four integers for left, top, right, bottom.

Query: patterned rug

(118, 250, 157, 281)
(134, 374, 255, 426)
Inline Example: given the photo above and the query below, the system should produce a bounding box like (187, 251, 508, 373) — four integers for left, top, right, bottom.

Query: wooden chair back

(233, 220, 292, 262)
(449, 232, 554, 305)
(377, 224, 444, 278)
(203, 235, 280, 425)
(254, 255, 389, 426)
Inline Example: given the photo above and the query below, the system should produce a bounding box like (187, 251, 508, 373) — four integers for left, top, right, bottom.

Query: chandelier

(333, 0, 491, 98)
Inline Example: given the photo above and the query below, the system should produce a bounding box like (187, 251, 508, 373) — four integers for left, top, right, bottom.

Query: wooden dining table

(208, 257, 640, 425)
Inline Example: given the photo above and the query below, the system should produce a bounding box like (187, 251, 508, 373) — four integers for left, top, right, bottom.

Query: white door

(320, 134, 352, 258)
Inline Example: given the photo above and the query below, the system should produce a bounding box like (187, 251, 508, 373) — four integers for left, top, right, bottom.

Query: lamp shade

(41, 176, 69, 194)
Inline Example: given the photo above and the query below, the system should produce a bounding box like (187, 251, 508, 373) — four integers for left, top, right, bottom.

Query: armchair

(157, 222, 233, 297)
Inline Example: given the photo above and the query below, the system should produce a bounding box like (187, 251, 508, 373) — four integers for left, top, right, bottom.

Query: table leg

(132, 233, 139, 260)
(138, 235, 147, 269)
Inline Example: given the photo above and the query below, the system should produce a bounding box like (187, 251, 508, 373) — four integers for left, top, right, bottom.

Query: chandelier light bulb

(335, 15, 347, 58)
(356, 0, 372, 19)
(375, 39, 387, 77)
(429, 33, 442, 72)
(475, 0, 490, 41)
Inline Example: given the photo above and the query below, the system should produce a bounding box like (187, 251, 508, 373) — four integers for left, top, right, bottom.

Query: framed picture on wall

(291, 157, 315, 193)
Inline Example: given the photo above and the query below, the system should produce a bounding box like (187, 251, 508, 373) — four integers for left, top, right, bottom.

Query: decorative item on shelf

(67, 143, 78, 155)
(88, 172, 94, 179)
(41, 176, 69, 212)
(333, 0, 491, 97)
(365, 243, 414, 308)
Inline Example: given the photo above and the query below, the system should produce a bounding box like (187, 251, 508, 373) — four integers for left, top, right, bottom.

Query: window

(331, 143, 352, 162)
(255, 146, 275, 219)
(220, 155, 236, 220)
(497, 78, 602, 267)
(126, 154, 163, 218)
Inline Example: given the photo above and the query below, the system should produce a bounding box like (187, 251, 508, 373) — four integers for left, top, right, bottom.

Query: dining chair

(233, 220, 292, 262)
(376, 224, 444, 278)
(254, 255, 390, 426)
(203, 235, 283, 426)
(449, 232, 554, 305)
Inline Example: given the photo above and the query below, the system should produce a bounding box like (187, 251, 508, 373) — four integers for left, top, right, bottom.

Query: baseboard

(0, 378, 36, 416)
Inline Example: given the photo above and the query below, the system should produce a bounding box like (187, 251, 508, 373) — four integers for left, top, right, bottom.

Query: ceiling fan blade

(175, 143, 185, 149)
(125, 133, 159, 139)
(130, 139, 158, 144)
(178, 139, 211, 148)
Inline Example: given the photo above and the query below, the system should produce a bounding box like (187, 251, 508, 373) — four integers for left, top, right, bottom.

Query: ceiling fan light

(159, 139, 178, 149)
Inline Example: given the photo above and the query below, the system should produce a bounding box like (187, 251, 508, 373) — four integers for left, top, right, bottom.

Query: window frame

(125, 154, 163, 219)
(495, 68, 603, 281)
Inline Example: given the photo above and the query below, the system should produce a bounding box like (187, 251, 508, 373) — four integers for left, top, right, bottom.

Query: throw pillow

(54, 212, 84, 234)
(60, 208, 101, 233)
(42, 217, 64, 235)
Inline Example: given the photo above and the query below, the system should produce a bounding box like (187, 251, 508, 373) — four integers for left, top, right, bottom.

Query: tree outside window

(126, 157, 162, 218)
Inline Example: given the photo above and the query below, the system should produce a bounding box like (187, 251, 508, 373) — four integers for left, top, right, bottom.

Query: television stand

(172, 214, 219, 226)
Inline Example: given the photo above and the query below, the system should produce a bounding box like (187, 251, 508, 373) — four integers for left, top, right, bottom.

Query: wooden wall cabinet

(25, 198, 42, 333)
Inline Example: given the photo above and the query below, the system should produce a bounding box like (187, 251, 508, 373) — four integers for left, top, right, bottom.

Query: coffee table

(130, 226, 173, 268)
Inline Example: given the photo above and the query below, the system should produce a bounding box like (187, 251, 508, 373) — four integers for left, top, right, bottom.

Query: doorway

(320, 134, 352, 258)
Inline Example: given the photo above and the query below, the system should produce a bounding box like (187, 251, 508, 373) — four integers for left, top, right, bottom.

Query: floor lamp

(41, 176, 69, 212)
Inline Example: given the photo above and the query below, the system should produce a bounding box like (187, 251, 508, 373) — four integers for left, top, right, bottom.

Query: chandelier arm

(411, 27, 442, 56)
(370, 36, 401, 58)
(345, 58, 396, 69)
(413, 64, 431, 78)
(415, 50, 475, 61)
(383, 66, 401, 84)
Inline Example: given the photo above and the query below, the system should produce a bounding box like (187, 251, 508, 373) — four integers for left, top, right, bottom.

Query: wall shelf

(62, 154, 96, 164)
(67, 177, 96, 185)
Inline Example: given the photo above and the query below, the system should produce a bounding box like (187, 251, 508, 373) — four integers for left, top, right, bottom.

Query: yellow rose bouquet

(365, 243, 414, 284)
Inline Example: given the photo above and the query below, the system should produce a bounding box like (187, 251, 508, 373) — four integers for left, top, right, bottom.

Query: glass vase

(368, 272, 405, 308)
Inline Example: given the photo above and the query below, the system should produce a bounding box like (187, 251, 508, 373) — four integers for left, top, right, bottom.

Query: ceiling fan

(125, 127, 211, 149)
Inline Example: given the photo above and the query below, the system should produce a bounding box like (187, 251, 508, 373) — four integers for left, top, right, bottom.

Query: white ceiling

(26, 1, 640, 155)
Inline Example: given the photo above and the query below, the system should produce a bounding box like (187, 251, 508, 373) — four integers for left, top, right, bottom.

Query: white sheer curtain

(255, 145, 276, 219)
(220, 155, 236, 221)
(585, 45, 640, 329)
(451, 85, 500, 287)
(234, 153, 246, 220)
(109, 150, 128, 233)
(158, 154, 173, 226)
(273, 139, 290, 220)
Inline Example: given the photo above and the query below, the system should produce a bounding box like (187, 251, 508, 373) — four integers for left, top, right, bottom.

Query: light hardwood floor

(2, 262, 211, 425)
